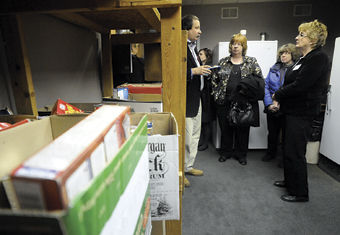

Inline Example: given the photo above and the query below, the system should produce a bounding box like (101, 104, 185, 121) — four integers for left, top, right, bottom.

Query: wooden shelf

(1, 0, 181, 32)
(0, 1, 186, 234)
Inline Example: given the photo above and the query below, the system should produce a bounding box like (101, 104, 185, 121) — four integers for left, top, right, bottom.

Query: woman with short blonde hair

(272, 20, 329, 202)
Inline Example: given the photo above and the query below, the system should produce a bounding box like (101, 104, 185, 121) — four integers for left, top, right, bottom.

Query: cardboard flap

(0, 118, 53, 179)
(50, 114, 88, 139)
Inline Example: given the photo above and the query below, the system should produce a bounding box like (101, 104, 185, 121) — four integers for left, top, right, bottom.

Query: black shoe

(274, 180, 286, 188)
(198, 144, 208, 151)
(218, 155, 230, 162)
(281, 194, 309, 202)
(262, 154, 275, 162)
(238, 159, 247, 165)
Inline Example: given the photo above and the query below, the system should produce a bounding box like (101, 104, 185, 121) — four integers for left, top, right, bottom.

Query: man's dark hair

(182, 15, 199, 30)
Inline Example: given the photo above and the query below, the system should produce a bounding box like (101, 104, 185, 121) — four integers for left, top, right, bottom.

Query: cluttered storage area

(0, 1, 186, 234)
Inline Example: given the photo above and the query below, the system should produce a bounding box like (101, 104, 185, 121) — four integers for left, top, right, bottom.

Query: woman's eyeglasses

(297, 32, 308, 38)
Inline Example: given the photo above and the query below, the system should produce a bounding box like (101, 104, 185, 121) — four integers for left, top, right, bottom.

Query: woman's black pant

(283, 115, 312, 197)
(266, 112, 285, 157)
(216, 103, 250, 159)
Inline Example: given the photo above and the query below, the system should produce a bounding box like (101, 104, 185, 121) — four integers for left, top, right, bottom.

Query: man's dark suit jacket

(186, 46, 202, 118)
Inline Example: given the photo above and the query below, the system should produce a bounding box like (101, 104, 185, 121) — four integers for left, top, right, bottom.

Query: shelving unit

(0, 1, 186, 234)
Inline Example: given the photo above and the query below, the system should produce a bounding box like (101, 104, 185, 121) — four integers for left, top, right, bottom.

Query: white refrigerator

(320, 37, 340, 165)
(212, 40, 278, 149)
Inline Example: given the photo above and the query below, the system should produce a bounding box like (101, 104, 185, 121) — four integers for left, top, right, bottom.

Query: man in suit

(182, 15, 211, 187)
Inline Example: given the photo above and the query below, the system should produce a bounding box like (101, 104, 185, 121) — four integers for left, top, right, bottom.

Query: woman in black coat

(272, 20, 330, 202)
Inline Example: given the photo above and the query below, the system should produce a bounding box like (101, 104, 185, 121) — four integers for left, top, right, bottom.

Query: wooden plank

(0, 15, 38, 115)
(124, 0, 181, 8)
(79, 10, 152, 31)
(138, 8, 161, 32)
(0, 0, 182, 14)
(151, 221, 164, 235)
(52, 12, 109, 33)
(160, 6, 183, 235)
(101, 33, 114, 96)
(111, 32, 160, 44)
(180, 30, 187, 193)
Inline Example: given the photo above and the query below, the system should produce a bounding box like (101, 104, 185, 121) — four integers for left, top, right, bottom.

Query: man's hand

(192, 65, 211, 76)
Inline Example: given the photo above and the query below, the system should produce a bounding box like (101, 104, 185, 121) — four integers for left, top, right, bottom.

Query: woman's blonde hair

(277, 43, 301, 62)
(229, 33, 248, 56)
(298, 19, 328, 48)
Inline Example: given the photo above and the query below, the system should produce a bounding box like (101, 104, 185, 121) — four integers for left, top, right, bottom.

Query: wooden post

(101, 32, 113, 97)
(160, 6, 184, 235)
(0, 15, 38, 115)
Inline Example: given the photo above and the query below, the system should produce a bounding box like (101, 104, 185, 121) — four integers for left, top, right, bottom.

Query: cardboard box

(130, 113, 179, 221)
(128, 93, 162, 102)
(0, 114, 149, 234)
(0, 114, 87, 209)
(0, 115, 37, 132)
(0, 114, 87, 183)
(0, 115, 37, 124)
(70, 103, 101, 113)
(119, 83, 162, 94)
(103, 98, 162, 113)
(7, 105, 130, 210)
(118, 83, 162, 102)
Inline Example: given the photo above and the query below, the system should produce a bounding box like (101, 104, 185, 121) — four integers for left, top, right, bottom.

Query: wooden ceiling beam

(0, 0, 182, 14)
(138, 8, 161, 32)
(111, 32, 161, 44)
(52, 13, 109, 33)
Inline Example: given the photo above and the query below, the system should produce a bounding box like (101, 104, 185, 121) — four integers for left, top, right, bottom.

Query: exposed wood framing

(160, 6, 183, 235)
(144, 44, 162, 82)
(111, 32, 161, 44)
(138, 8, 161, 32)
(0, 0, 182, 14)
(0, 15, 38, 115)
(53, 12, 109, 33)
(101, 33, 114, 96)
(180, 30, 187, 193)
(1, 1, 184, 233)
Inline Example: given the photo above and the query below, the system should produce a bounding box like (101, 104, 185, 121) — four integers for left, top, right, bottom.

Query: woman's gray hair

(277, 43, 301, 62)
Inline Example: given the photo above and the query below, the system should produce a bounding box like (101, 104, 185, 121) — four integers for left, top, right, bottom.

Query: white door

(212, 41, 277, 149)
(320, 37, 340, 164)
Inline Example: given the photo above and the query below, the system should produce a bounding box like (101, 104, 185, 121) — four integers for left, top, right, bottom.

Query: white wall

(19, 14, 102, 109)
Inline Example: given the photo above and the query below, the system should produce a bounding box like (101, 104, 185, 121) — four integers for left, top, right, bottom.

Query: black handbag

(228, 101, 254, 126)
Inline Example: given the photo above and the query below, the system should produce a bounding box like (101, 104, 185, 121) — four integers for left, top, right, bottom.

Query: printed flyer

(148, 134, 179, 221)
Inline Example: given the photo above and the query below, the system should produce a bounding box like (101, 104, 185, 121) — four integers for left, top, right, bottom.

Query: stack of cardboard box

(0, 105, 151, 235)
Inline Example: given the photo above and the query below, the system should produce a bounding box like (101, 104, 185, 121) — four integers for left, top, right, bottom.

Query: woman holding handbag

(211, 33, 264, 165)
